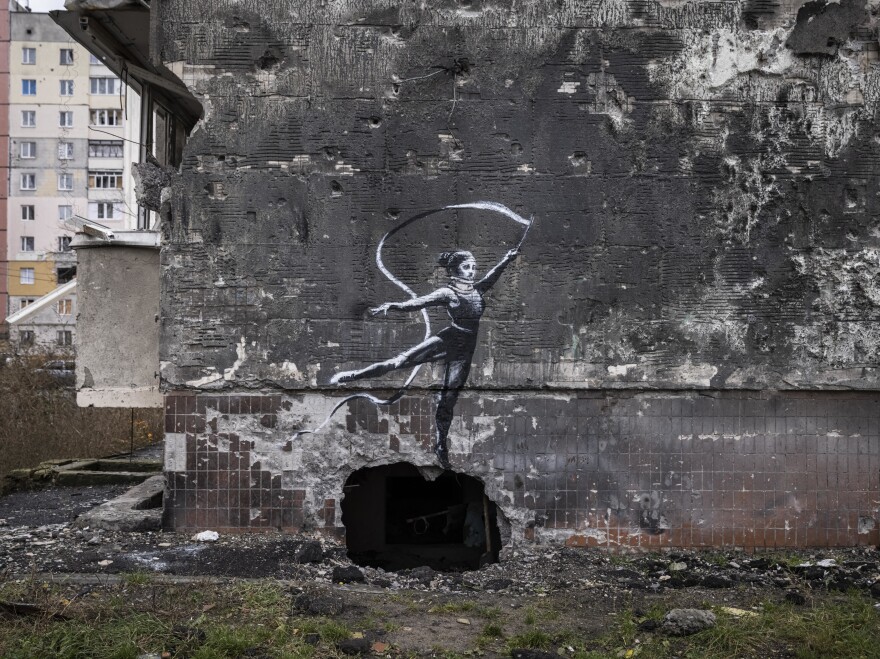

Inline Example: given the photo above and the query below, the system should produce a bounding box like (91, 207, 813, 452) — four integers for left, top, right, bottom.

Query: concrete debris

(660, 608, 717, 636)
(331, 565, 365, 584)
(293, 540, 324, 564)
(336, 637, 370, 655)
(74, 475, 164, 532)
(192, 531, 220, 542)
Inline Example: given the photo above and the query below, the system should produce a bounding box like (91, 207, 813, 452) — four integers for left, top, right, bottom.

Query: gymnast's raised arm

(475, 249, 518, 293)
(370, 288, 455, 316)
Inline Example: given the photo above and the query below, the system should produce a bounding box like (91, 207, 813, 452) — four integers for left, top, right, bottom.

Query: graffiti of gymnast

(330, 248, 519, 468)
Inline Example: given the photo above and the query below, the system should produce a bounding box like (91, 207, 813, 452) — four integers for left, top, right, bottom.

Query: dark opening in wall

(341, 462, 502, 572)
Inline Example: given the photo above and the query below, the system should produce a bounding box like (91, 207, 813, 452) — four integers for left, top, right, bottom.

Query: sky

(20, 0, 67, 12)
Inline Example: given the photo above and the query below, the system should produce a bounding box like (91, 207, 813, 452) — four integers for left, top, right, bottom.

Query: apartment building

(5, 7, 139, 350)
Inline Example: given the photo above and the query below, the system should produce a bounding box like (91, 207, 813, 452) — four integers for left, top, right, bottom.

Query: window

(19, 330, 35, 346)
(59, 111, 73, 127)
(20, 142, 35, 158)
(20, 173, 35, 190)
(90, 109, 121, 126)
(22, 79, 36, 95)
(19, 299, 35, 310)
(60, 49, 74, 65)
(93, 202, 115, 219)
(58, 236, 72, 252)
(57, 266, 76, 284)
(57, 173, 73, 190)
(21, 47, 35, 64)
(58, 205, 73, 221)
(89, 77, 117, 95)
(21, 205, 34, 221)
(88, 170, 122, 189)
(57, 299, 72, 315)
(20, 268, 35, 285)
(56, 330, 73, 346)
(60, 80, 73, 96)
(21, 110, 35, 127)
(20, 236, 34, 252)
(58, 142, 74, 159)
(89, 54, 102, 65)
(88, 140, 123, 157)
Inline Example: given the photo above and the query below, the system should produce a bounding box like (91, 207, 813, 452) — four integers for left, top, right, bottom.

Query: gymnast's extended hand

(370, 302, 397, 316)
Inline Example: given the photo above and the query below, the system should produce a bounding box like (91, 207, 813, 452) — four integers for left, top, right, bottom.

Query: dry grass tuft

(0, 352, 162, 479)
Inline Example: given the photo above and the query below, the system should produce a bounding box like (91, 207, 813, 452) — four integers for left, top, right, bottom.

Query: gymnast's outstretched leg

(434, 358, 471, 469)
(330, 336, 445, 384)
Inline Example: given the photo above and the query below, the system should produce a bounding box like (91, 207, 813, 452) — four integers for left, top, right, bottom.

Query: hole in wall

(341, 462, 502, 572)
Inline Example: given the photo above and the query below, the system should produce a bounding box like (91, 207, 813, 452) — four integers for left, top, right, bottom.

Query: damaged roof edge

(49, 6, 202, 129)
(72, 231, 160, 250)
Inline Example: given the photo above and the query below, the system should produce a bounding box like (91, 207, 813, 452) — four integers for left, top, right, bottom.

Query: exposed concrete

(73, 244, 161, 408)
(786, 0, 867, 56)
(73, 474, 164, 531)
(55, 459, 162, 487)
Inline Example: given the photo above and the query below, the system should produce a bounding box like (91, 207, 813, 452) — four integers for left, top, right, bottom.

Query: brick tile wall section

(163, 391, 880, 548)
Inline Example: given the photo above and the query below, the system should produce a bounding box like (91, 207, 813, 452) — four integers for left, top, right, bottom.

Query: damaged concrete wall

(75, 244, 161, 407)
(156, 0, 879, 547)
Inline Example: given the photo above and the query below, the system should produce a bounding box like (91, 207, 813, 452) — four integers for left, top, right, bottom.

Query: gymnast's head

(439, 250, 476, 282)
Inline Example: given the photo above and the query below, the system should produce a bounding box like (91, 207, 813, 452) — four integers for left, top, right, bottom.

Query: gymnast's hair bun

(438, 250, 474, 270)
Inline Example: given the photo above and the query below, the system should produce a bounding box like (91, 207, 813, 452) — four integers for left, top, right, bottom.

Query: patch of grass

(482, 622, 504, 638)
(122, 571, 152, 586)
(3, 612, 170, 659)
(192, 624, 276, 659)
(230, 581, 287, 612)
(585, 593, 880, 659)
(507, 629, 553, 650)
(295, 619, 352, 644)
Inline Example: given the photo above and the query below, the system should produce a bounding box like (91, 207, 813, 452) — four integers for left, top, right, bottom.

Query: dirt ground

(1, 484, 878, 658)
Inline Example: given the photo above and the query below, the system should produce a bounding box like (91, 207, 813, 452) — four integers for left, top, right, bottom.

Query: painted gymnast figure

(330, 248, 519, 468)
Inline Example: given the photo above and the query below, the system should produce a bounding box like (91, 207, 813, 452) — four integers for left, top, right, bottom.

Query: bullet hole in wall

(341, 462, 502, 572)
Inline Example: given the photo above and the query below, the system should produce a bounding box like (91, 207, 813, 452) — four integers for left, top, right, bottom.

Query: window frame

(21, 47, 35, 65)
(90, 109, 121, 126)
(59, 79, 74, 96)
(19, 141, 36, 159)
(88, 140, 124, 158)
(58, 236, 73, 252)
(57, 172, 74, 191)
(95, 202, 115, 219)
(20, 268, 35, 285)
(88, 170, 123, 189)
(57, 299, 73, 315)
(89, 77, 118, 95)
(60, 49, 74, 65)
(21, 205, 35, 221)
(20, 173, 36, 190)
(20, 236, 34, 253)
(21, 79, 36, 95)
(59, 111, 73, 127)
(58, 142, 74, 160)
(21, 110, 35, 127)
(56, 330, 73, 346)
(58, 205, 73, 221)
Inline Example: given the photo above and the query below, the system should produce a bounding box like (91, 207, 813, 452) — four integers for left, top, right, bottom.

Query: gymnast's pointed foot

(433, 440, 451, 470)
(330, 370, 357, 385)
